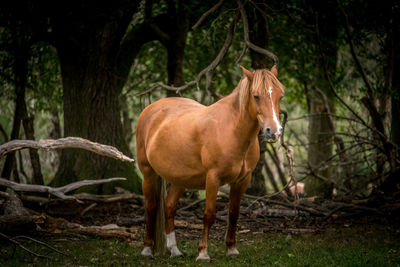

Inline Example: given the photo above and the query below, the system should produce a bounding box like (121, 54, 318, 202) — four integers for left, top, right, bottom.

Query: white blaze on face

(268, 86, 281, 134)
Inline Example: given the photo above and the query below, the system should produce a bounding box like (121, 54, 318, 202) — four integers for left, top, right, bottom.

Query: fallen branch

(0, 137, 134, 163)
(12, 235, 68, 256)
(0, 177, 126, 203)
(34, 212, 139, 241)
(0, 232, 52, 259)
(76, 192, 142, 202)
(21, 191, 143, 206)
(178, 198, 205, 211)
(71, 224, 137, 241)
(0, 192, 34, 233)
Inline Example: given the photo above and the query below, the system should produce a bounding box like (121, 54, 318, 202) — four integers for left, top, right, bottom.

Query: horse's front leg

(165, 185, 185, 257)
(196, 174, 220, 262)
(226, 174, 251, 256)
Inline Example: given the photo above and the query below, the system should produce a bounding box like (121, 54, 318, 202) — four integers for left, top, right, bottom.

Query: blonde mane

(237, 69, 284, 115)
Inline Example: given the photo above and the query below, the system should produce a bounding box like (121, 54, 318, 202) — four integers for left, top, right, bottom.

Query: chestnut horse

(136, 66, 284, 261)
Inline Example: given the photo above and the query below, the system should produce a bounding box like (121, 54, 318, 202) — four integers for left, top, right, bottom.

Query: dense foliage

(0, 0, 398, 199)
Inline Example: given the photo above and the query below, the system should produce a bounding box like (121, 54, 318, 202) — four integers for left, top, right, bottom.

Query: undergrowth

(1, 223, 399, 266)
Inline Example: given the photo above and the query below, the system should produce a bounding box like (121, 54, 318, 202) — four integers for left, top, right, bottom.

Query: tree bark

(245, 3, 269, 196)
(48, 2, 144, 193)
(1, 25, 29, 187)
(0, 192, 34, 233)
(305, 0, 338, 198)
(22, 115, 44, 185)
(380, 3, 400, 195)
(390, 5, 400, 149)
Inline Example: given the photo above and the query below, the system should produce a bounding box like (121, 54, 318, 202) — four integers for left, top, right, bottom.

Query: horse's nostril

(266, 127, 271, 133)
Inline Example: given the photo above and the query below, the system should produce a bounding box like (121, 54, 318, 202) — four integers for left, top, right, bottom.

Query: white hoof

(227, 247, 239, 257)
(169, 245, 183, 257)
(166, 231, 183, 257)
(196, 251, 211, 262)
(141, 246, 153, 257)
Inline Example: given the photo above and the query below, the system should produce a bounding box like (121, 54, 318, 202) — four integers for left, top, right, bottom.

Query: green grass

(1, 223, 400, 266)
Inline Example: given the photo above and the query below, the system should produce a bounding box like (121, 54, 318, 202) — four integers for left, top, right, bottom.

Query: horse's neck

(219, 90, 260, 150)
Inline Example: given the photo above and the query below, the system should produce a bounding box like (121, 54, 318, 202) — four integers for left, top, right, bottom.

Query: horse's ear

(240, 65, 254, 81)
(271, 65, 278, 78)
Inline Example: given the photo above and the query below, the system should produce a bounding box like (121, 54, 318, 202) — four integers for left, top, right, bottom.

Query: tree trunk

(165, 2, 189, 97)
(380, 4, 400, 195)
(22, 115, 44, 185)
(1, 27, 29, 186)
(390, 5, 400, 149)
(50, 3, 142, 193)
(305, 0, 338, 198)
(245, 4, 269, 196)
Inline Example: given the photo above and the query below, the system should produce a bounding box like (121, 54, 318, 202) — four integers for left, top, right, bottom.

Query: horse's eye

(253, 95, 260, 101)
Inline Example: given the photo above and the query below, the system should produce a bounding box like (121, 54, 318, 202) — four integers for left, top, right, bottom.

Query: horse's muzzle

(263, 126, 282, 143)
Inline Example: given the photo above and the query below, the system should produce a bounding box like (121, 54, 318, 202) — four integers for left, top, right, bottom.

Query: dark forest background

(0, 0, 399, 203)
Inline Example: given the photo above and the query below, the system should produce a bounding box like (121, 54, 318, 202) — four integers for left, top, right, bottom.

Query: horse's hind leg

(196, 172, 220, 262)
(165, 185, 185, 257)
(141, 165, 159, 257)
(226, 174, 251, 256)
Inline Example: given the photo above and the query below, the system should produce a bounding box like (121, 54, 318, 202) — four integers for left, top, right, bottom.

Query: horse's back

(136, 97, 204, 141)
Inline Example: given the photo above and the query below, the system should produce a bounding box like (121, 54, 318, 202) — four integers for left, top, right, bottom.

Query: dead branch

(0, 191, 34, 233)
(70, 224, 137, 241)
(39, 213, 138, 241)
(179, 198, 205, 211)
(192, 0, 225, 30)
(280, 111, 298, 200)
(0, 232, 52, 259)
(339, 5, 373, 97)
(79, 203, 97, 217)
(0, 137, 135, 162)
(238, 0, 279, 66)
(136, 8, 241, 97)
(73, 191, 143, 203)
(12, 235, 68, 256)
(0, 177, 126, 202)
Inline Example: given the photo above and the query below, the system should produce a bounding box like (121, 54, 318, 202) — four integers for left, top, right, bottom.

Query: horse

(136, 65, 284, 261)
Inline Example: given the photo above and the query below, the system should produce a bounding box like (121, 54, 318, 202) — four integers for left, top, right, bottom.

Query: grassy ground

(1, 223, 400, 267)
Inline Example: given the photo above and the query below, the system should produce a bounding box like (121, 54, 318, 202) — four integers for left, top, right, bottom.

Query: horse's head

(240, 65, 284, 143)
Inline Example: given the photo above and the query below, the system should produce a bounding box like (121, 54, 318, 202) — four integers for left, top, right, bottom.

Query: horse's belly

(147, 144, 207, 189)
(151, 163, 206, 189)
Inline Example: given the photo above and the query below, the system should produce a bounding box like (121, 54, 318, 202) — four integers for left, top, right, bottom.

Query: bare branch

(338, 4, 373, 98)
(192, 0, 225, 30)
(0, 137, 134, 163)
(12, 235, 68, 256)
(280, 110, 298, 199)
(136, 9, 241, 97)
(237, 0, 279, 66)
(0, 232, 52, 259)
(0, 177, 126, 202)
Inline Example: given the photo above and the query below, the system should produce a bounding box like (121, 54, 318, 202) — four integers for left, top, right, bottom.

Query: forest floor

(1, 194, 400, 266)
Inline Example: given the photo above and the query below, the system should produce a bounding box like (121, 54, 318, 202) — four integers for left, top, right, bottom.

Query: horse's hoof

(169, 246, 183, 257)
(141, 246, 153, 257)
(196, 251, 211, 262)
(227, 247, 239, 257)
